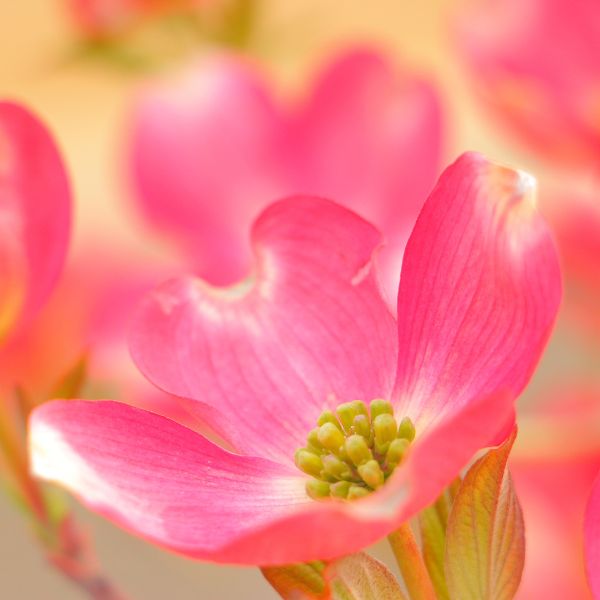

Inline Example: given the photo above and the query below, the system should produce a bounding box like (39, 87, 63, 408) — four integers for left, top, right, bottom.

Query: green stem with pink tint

(44, 513, 129, 600)
(388, 523, 437, 600)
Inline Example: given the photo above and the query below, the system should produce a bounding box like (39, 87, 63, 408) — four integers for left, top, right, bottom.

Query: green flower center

(295, 399, 416, 501)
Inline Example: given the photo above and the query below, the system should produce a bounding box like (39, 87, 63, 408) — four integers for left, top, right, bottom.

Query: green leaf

(419, 505, 450, 600)
(444, 429, 525, 600)
(418, 477, 461, 600)
(261, 563, 327, 599)
(327, 553, 407, 600)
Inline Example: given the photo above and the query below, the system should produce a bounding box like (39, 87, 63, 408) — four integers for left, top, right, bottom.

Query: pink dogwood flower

(0, 104, 183, 418)
(129, 48, 443, 294)
(455, 0, 600, 168)
(0, 96, 71, 517)
(0, 100, 71, 519)
(30, 153, 561, 565)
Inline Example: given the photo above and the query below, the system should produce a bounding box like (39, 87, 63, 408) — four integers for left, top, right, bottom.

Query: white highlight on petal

(30, 418, 169, 539)
(351, 261, 372, 286)
(515, 169, 537, 206)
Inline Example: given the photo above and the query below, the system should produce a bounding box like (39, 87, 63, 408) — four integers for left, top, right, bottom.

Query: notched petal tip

(515, 168, 537, 198)
(488, 160, 538, 211)
(458, 151, 538, 209)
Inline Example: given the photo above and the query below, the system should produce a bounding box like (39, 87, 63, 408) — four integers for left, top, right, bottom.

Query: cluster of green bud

(294, 399, 416, 501)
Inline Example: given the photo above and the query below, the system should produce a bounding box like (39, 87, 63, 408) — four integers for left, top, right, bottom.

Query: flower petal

(393, 153, 561, 426)
(0, 102, 71, 340)
(551, 191, 600, 337)
(30, 400, 307, 561)
(130, 49, 442, 294)
(586, 472, 600, 599)
(130, 55, 285, 285)
(514, 454, 600, 599)
(131, 196, 397, 463)
(455, 0, 600, 167)
(286, 48, 443, 295)
(30, 391, 512, 565)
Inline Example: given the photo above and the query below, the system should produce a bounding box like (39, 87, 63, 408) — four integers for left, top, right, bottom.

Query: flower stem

(388, 523, 437, 600)
(45, 514, 129, 600)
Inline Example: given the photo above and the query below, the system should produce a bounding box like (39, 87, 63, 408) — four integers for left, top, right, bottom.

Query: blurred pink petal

(0, 109, 193, 425)
(586, 470, 600, 598)
(551, 193, 600, 337)
(32, 154, 560, 564)
(509, 386, 600, 599)
(0, 242, 173, 393)
(0, 102, 70, 342)
(394, 153, 561, 426)
(131, 54, 284, 285)
(515, 455, 598, 600)
(518, 387, 600, 459)
(284, 49, 443, 289)
(456, 0, 600, 167)
(129, 48, 443, 292)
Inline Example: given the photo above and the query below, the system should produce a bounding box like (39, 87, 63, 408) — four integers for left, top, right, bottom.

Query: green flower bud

(294, 449, 323, 478)
(336, 401, 360, 432)
(373, 413, 398, 454)
(351, 400, 369, 417)
(306, 427, 323, 453)
(347, 485, 370, 500)
(318, 422, 345, 454)
(345, 434, 373, 466)
(358, 459, 384, 489)
(317, 410, 341, 429)
(322, 454, 352, 480)
(306, 480, 331, 499)
(369, 398, 393, 420)
(330, 481, 352, 499)
(386, 438, 410, 470)
(352, 414, 371, 439)
(397, 416, 416, 442)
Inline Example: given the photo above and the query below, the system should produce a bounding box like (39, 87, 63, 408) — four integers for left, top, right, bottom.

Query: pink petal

(514, 455, 599, 600)
(30, 390, 512, 565)
(129, 49, 443, 293)
(130, 55, 285, 285)
(289, 48, 442, 223)
(586, 472, 600, 598)
(285, 48, 443, 293)
(0, 237, 178, 397)
(130, 196, 397, 464)
(456, 0, 600, 167)
(393, 153, 561, 426)
(551, 192, 600, 338)
(0, 102, 71, 340)
(29, 400, 307, 561)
